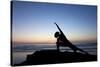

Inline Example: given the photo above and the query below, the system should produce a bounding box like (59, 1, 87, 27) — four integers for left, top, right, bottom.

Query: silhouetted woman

(54, 23, 89, 54)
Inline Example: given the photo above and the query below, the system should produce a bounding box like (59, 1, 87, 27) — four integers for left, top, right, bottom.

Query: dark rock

(14, 50, 97, 66)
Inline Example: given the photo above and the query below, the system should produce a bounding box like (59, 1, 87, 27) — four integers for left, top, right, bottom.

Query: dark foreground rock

(14, 50, 97, 66)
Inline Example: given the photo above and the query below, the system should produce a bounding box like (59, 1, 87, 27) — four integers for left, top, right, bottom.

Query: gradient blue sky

(12, 1, 97, 44)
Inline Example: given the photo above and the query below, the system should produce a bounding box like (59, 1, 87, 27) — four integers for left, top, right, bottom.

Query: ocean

(12, 43, 97, 65)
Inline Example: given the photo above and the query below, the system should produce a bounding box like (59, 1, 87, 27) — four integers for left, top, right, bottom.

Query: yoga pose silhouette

(54, 23, 89, 54)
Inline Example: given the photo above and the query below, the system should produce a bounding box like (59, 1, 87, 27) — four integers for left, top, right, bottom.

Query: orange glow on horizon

(12, 33, 96, 44)
(12, 34, 57, 44)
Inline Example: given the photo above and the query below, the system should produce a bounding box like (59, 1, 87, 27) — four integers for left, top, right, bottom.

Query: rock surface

(14, 50, 97, 66)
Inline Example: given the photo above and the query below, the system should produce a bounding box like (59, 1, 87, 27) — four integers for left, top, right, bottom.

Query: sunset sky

(12, 1, 97, 44)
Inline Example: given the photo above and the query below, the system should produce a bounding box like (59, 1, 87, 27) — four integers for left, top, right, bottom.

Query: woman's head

(54, 31, 60, 38)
